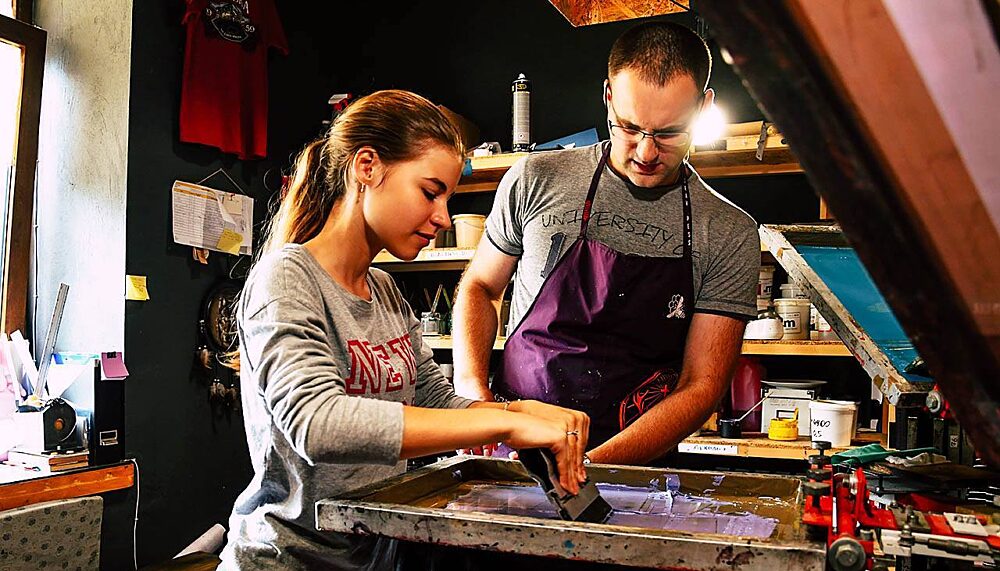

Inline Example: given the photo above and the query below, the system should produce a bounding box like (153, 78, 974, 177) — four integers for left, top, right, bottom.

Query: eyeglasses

(608, 122, 691, 148)
(607, 98, 696, 149)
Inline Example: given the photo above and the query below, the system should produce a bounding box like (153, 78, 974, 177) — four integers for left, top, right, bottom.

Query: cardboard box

(761, 387, 818, 436)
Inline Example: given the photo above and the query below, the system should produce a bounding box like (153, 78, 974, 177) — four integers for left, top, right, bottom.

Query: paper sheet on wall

(172, 180, 254, 255)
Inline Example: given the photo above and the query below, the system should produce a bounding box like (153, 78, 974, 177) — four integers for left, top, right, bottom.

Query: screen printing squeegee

(518, 447, 612, 523)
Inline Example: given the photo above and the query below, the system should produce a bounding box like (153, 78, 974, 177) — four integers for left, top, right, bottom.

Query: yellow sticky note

(216, 228, 243, 255)
(125, 275, 150, 301)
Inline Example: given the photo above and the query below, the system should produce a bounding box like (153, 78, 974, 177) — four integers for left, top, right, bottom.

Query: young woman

(219, 90, 590, 570)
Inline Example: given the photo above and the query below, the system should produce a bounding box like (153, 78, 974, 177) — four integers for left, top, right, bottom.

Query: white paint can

(774, 298, 811, 340)
(809, 400, 857, 447)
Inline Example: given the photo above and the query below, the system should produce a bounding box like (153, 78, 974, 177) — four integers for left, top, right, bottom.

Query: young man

(453, 21, 760, 465)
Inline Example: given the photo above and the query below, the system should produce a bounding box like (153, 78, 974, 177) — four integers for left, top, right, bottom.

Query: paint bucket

(774, 298, 811, 340)
(453, 214, 486, 248)
(809, 400, 857, 447)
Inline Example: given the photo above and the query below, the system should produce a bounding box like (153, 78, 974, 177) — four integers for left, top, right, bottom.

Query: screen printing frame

(759, 223, 933, 408)
(316, 456, 826, 570)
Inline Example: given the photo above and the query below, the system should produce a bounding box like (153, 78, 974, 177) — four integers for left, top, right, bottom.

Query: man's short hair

(608, 21, 712, 91)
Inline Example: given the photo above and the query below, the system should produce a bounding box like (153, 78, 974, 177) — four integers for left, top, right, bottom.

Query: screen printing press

(316, 452, 999, 570)
(317, 225, 1000, 569)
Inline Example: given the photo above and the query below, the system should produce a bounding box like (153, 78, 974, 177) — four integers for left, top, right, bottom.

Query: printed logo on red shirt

(345, 334, 416, 394)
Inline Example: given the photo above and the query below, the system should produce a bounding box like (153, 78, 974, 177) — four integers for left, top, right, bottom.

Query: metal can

(512, 73, 531, 152)
(421, 312, 442, 336)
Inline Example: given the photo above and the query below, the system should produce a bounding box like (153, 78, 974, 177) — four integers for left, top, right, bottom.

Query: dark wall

(337, 3, 767, 151)
(122, 2, 349, 566)
(122, 2, 818, 567)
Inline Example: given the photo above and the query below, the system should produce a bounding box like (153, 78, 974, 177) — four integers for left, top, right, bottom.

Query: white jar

(774, 298, 811, 340)
(758, 265, 776, 299)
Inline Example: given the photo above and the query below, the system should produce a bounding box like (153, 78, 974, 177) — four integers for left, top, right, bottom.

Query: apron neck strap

(580, 144, 693, 255)
(580, 142, 613, 237)
(680, 163, 692, 256)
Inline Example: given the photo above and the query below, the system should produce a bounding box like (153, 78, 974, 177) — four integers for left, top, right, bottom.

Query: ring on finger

(566, 430, 579, 437)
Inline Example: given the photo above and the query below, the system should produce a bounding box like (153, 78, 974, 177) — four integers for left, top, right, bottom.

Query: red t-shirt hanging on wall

(180, 0, 288, 159)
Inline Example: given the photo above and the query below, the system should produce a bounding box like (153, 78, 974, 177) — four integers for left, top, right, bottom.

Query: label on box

(423, 249, 473, 260)
(677, 443, 738, 456)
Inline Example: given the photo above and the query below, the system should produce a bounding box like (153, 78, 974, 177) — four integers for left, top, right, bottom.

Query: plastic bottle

(729, 356, 766, 432)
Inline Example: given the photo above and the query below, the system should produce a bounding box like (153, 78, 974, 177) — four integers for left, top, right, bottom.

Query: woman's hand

(507, 400, 590, 439)
(503, 410, 589, 495)
(507, 400, 590, 484)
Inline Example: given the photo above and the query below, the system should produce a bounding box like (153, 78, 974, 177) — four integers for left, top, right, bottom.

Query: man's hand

(456, 386, 497, 456)
(456, 443, 499, 457)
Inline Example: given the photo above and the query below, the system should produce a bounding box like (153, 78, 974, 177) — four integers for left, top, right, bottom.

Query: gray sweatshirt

(219, 244, 473, 570)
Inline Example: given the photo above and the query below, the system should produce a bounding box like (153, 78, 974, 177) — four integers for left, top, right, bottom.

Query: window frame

(0, 13, 45, 334)
(14, 0, 32, 22)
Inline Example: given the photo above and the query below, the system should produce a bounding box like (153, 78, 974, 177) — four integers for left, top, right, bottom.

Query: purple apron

(494, 143, 695, 448)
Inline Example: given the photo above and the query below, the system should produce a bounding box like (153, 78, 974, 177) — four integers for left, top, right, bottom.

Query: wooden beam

(548, 0, 689, 27)
(789, 1, 1000, 340)
(696, 1, 1000, 466)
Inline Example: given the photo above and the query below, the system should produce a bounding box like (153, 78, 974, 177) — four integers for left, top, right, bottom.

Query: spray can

(512, 73, 531, 152)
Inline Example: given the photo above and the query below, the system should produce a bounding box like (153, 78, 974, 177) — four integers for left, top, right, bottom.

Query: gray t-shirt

(486, 143, 760, 329)
(220, 244, 473, 570)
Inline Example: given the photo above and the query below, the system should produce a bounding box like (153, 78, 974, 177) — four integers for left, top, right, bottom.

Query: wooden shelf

(677, 434, 876, 460)
(423, 335, 506, 351)
(421, 335, 850, 356)
(0, 462, 135, 511)
(377, 243, 773, 272)
(456, 153, 527, 194)
(689, 147, 802, 178)
(372, 247, 475, 272)
(455, 147, 802, 194)
(742, 339, 851, 356)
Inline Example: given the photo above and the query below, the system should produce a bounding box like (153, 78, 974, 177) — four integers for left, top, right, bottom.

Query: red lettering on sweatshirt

(346, 334, 415, 394)
(346, 340, 379, 394)
(389, 334, 417, 386)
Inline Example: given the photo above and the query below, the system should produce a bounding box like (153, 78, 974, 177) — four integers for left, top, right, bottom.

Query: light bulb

(692, 103, 726, 146)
